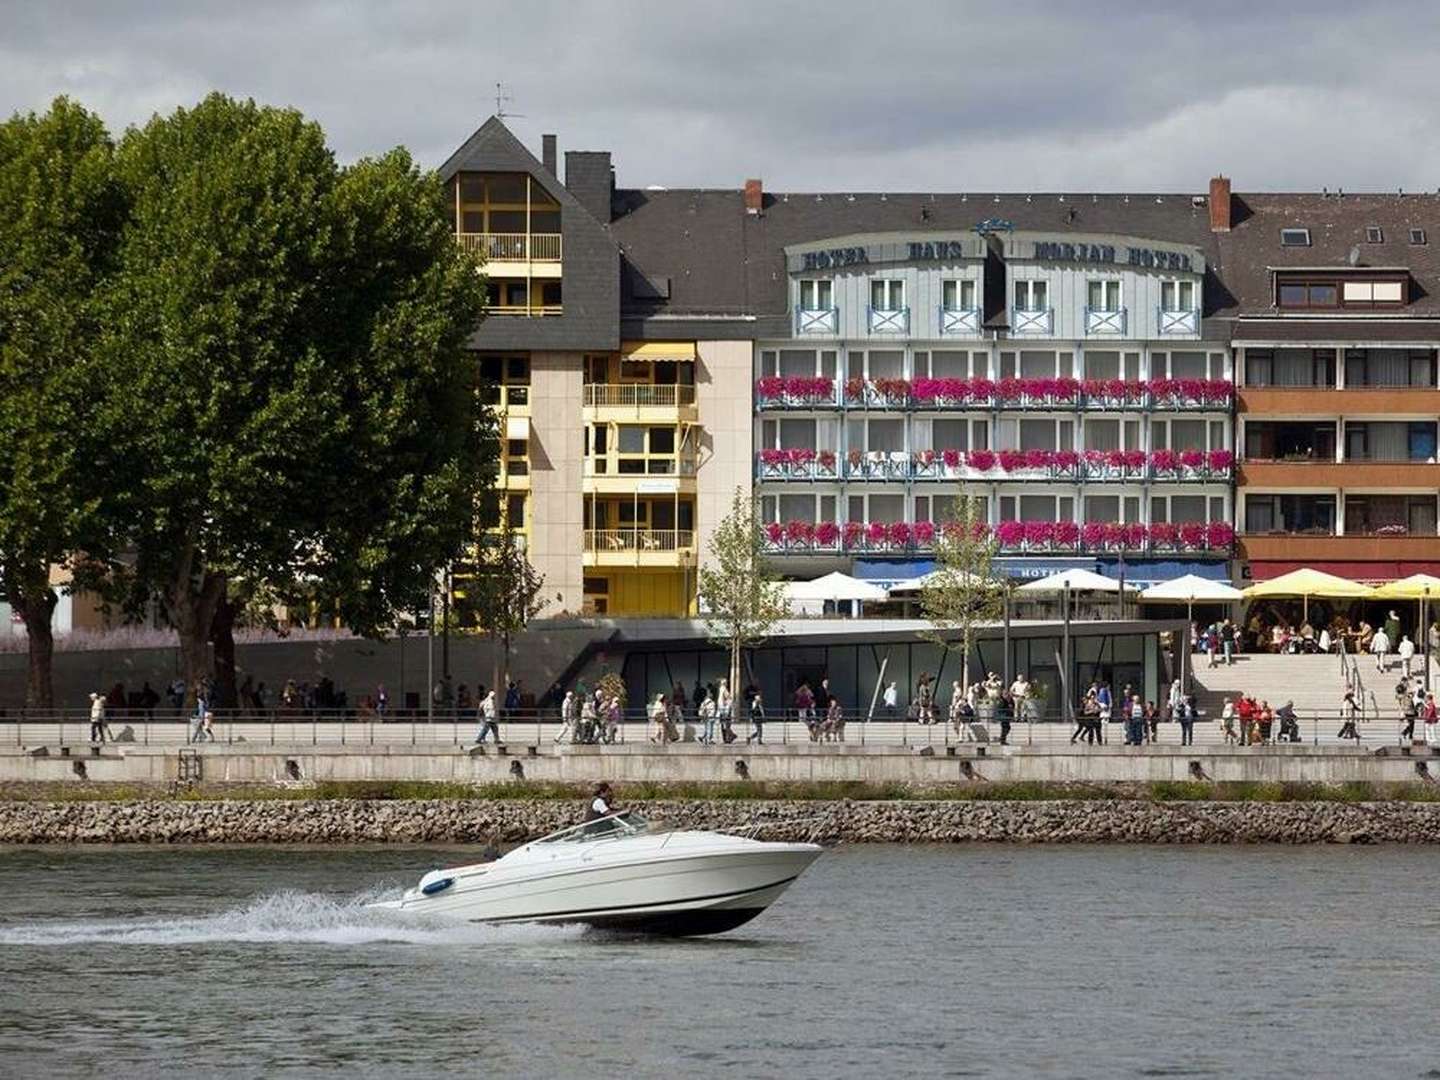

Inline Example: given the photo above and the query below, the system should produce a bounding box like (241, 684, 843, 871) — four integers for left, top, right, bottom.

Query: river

(0, 843, 1436, 1078)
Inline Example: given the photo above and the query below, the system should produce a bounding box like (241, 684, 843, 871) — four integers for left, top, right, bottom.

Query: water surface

(0, 843, 1436, 1079)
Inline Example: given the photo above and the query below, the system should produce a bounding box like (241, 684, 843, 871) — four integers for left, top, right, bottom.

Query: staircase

(1189, 651, 1423, 722)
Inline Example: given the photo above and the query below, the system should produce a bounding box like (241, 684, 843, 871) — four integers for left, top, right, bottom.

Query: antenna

(493, 82, 525, 120)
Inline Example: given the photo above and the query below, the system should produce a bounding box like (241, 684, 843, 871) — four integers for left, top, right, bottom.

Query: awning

(1248, 560, 1440, 583)
(853, 558, 935, 584)
(784, 572, 889, 603)
(1242, 567, 1373, 599)
(505, 415, 530, 440)
(1096, 558, 1229, 588)
(1372, 574, 1440, 599)
(1016, 568, 1137, 594)
(992, 557, 1097, 581)
(621, 341, 696, 363)
(1140, 575, 1244, 603)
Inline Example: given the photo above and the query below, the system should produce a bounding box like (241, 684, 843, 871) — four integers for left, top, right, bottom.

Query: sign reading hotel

(789, 231, 1200, 274)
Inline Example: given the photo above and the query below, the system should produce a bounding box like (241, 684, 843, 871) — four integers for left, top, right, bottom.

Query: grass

(4, 778, 1440, 803)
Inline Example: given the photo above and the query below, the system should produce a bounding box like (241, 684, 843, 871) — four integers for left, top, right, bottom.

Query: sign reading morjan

(1032, 240, 1194, 272)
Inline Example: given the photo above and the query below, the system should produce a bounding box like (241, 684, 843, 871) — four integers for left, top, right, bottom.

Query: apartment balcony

(1238, 460, 1440, 489)
(867, 306, 910, 335)
(1010, 307, 1053, 336)
(1158, 307, 1200, 336)
(1084, 307, 1128, 336)
(457, 232, 562, 269)
(1239, 533, 1440, 563)
(582, 454, 698, 496)
(794, 306, 839, 335)
(752, 448, 1234, 484)
(755, 376, 841, 410)
(1239, 387, 1440, 415)
(939, 306, 982, 336)
(760, 519, 1233, 556)
(480, 383, 530, 416)
(755, 449, 840, 481)
(582, 383, 698, 423)
(583, 529, 697, 568)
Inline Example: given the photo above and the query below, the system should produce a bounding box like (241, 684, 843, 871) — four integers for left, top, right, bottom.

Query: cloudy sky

(3, 0, 1438, 193)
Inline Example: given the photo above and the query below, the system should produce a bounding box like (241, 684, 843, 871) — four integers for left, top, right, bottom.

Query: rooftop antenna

(493, 82, 525, 120)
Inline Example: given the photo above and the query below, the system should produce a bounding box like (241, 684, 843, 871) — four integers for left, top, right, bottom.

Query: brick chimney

(744, 178, 763, 215)
(1209, 175, 1232, 232)
(542, 134, 557, 177)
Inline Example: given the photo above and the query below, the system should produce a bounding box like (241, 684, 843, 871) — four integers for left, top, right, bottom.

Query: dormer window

(1411, 229, 1428, 245)
(1279, 228, 1311, 247)
(1365, 226, 1384, 244)
(1276, 271, 1406, 309)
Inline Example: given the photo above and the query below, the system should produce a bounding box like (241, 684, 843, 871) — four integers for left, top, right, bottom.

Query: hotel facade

(440, 117, 1440, 618)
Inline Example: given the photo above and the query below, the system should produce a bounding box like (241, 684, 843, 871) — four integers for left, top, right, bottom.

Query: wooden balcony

(1239, 387, 1440, 415)
(1240, 533, 1440, 562)
(582, 383, 698, 422)
(457, 232, 562, 262)
(1239, 460, 1440, 489)
(583, 529, 697, 568)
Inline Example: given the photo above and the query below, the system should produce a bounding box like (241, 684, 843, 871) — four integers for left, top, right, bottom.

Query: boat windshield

(534, 811, 650, 845)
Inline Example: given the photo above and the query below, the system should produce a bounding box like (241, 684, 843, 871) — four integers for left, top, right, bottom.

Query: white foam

(0, 889, 584, 947)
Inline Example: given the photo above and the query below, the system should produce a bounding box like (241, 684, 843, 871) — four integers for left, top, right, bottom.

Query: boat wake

(0, 889, 585, 948)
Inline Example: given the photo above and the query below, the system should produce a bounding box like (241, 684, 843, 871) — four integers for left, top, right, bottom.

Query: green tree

(461, 520, 546, 700)
(699, 488, 788, 719)
(920, 494, 1005, 694)
(92, 94, 490, 702)
(0, 98, 124, 706)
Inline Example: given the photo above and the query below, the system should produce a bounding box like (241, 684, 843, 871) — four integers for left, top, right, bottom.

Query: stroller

(1276, 707, 1301, 743)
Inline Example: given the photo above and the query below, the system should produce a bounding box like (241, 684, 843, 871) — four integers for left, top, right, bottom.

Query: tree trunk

(169, 548, 226, 709)
(730, 640, 742, 722)
(210, 583, 237, 709)
(12, 566, 58, 710)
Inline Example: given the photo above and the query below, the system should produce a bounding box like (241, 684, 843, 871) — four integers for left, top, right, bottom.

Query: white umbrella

(784, 571, 889, 603)
(1139, 574, 1243, 603)
(1015, 568, 1136, 594)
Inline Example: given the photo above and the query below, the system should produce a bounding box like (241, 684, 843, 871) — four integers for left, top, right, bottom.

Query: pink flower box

(785, 520, 814, 544)
(1023, 520, 1055, 546)
(913, 521, 936, 544)
(887, 521, 913, 546)
(996, 520, 1025, 547)
(1150, 449, 1178, 473)
(967, 449, 996, 471)
(866, 521, 888, 545)
(1081, 522, 1106, 548)
(1178, 449, 1205, 470)
(1206, 521, 1234, 548)
(941, 448, 963, 469)
(1206, 449, 1233, 473)
(1054, 521, 1080, 546)
(815, 521, 840, 546)
(843, 521, 865, 548)
(1149, 522, 1179, 546)
(764, 522, 784, 544)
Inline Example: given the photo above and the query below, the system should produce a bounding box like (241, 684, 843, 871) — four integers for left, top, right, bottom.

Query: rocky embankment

(3, 798, 1440, 844)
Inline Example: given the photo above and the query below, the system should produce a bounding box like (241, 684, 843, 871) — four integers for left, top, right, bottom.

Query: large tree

(459, 518, 546, 701)
(699, 488, 788, 719)
(920, 493, 1005, 694)
(0, 98, 123, 706)
(93, 94, 490, 701)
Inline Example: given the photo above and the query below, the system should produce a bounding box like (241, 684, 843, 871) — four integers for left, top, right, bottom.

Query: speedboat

(372, 811, 822, 936)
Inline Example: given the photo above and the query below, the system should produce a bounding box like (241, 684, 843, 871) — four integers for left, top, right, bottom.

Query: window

(799, 279, 833, 310)
(942, 279, 977, 311)
(1243, 495, 1335, 534)
(1366, 226, 1384, 244)
(506, 494, 526, 528)
(1086, 280, 1121, 312)
(1344, 348, 1434, 388)
(1245, 349, 1335, 388)
(870, 279, 904, 311)
(1160, 280, 1196, 312)
(1014, 280, 1048, 310)
(1411, 228, 1427, 245)
(1279, 228, 1311, 247)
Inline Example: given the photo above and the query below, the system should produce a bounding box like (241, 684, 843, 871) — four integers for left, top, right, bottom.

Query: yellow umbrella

(1242, 567, 1373, 623)
(1371, 574, 1440, 599)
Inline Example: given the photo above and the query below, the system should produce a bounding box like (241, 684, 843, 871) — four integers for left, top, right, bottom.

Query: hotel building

(438, 117, 1440, 617)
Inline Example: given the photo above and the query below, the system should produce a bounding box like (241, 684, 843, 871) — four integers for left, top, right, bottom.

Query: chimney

(564, 150, 613, 224)
(542, 134, 557, 177)
(744, 178, 763, 215)
(1209, 175, 1232, 232)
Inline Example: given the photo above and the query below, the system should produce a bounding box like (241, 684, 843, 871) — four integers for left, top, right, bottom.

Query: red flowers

(1178, 449, 1205, 470)
(887, 521, 913, 546)
(764, 522, 784, 544)
(998, 449, 1029, 472)
(815, 521, 840, 546)
(996, 520, 1025, 547)
(843, 521, 865, 548)
(1151, 449, 1178, 473)
(755, 376, 833, 403)
(966, 449, 996, 471)
(1178, 522, 1206, 548)
(785, 520, 814, 544)
(942, 448, 963, 468)
(1149, 521, 1178, 546)
(1206, 521, 1234, 548)
(1206, 449, 1233, 472)
(913, 520, 936, 544)
(1054, 521, 1080, 546)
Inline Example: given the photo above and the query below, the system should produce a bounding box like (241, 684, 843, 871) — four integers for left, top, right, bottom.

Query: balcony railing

(585, 454, 698, 477)
(1158, 307, 1200, 336)
(867, 306, 910, 334)
(583, 529, 696, 554)
(754, 448, 1235, 483)
(487, 304, 563, 317)
(583, 384, 696, 408)
(760, 519, 1234, 555)
(795, 306, 839, 335)
(753, 376, 1235, 411)
(1084, 307, 1127, 336)
(457, 232, 562, 261)
(1011, 307, 1053, 335)
(940, 306, 982, 336)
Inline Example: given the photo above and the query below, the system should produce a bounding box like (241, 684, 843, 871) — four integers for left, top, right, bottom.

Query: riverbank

(5, 788, 1440, 844)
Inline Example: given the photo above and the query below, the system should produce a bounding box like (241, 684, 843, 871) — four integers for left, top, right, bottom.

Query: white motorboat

(372, 812, 822, 936)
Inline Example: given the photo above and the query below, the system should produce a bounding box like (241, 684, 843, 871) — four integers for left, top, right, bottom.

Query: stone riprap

(2, 798, 1440, 845)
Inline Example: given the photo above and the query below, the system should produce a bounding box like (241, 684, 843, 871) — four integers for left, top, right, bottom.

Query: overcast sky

(4, 0, 1439, 193)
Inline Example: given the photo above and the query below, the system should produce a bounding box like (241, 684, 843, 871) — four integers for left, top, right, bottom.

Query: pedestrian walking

(1424, 693, 1439, 745)
(1371, 626, 1391, 674)
(1178, 696, 1196, 746)
(88, 692, 107, 743)
(1399, 635, 1416, 680)
(1220, 698, 1237, 745)
(1338, 690, 1361, 742)
(475, 690, 500, 744)
(746, 690, 765, 744)
(996, 691, 1013, 746)
(882, 680, 898, 719)
(555, 690, 577, 744)
(698, 691, 717, 745)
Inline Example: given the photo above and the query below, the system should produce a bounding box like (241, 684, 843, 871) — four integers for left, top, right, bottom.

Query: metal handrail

(582, 384, 696, 408)
(456, 232, 562, 261)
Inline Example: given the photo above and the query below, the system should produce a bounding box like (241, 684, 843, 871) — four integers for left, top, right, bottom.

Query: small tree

(920, 494, 1005, 694)
(699, 488, 788, 719)
(464, 521, 546, 701)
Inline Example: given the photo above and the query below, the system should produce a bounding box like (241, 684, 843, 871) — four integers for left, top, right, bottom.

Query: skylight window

(1365, 226, 1384, 243)
(1279, 228, 1311, 247)
(1411, 228, 1428, 245)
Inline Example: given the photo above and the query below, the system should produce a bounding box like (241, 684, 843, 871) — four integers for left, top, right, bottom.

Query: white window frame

(798, 279, 833, 311)
(1160, 279, 1196, 312)
(1014, 279, 1048, 311)
(870, 278, 905, 312)
(941, 278, 977, 311)
(1087, 279, 1121, 313)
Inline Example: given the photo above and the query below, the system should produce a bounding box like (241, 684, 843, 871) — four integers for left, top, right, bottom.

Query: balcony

(755, 449, 839, 481)
(583, 383, 698, 422)
(1084, 307, 1128, 336)
(752, 448, 1234, 484)
(760, 519, 1233, 556)
(1239, 387, 1440, 414)
(583, 529, 697, 568)
(795, 306, 839, 335)
(867, 306, 910, 335)
(1240, 533, 1440, 563)
(583, 454, 698, 495)
(1158, 307, 1200, 336)
(940, 307, 982, 336)
(1011, 307, 1053, 336)
(1238, 460, 1440, 489)
(480, 383, 530, 415)
(457, 232, 562, 263)
(755, 376, 840, 410)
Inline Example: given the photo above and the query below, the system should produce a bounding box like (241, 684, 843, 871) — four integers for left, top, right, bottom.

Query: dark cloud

(3, 0, 1439, 192)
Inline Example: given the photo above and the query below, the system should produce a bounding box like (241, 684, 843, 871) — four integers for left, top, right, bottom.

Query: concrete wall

(529, 351, 585, 615)
(695, 339, 756, 561)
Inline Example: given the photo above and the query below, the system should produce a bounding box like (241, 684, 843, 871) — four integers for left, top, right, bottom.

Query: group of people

(792, 679, 848, 742)
(555, 687, 623, 745)
(1218, 695, 1302, 745)
(1395, 676, 1439, 744)
(647, 679, 750, 745)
